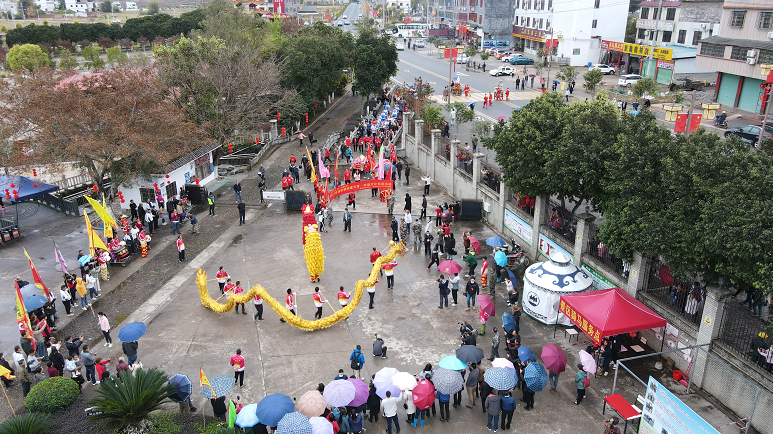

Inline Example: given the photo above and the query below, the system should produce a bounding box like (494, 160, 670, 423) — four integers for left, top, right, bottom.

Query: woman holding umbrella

(575, 364, 588, 405)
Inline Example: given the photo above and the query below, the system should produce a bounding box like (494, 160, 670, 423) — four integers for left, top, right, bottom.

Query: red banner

(444, 48, 459, 58)
(674, 114, 702, 133)
(329, 179, 393, 200)
(559, 298, 601, 344)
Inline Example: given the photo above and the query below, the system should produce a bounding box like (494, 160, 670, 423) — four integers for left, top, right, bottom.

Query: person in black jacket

(420, 195, 428, 219)
(390, 217, 399, 242)
(367, 382, 381, 423)
(122, 340, 139, 365)
(210, 396, 227, 420)
(65, 335, 83, 358)
(404, 193, 412, 212)
(404, 165, 411, 185)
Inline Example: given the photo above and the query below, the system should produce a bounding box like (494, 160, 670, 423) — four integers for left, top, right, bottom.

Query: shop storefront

(599, 40, 672, 76)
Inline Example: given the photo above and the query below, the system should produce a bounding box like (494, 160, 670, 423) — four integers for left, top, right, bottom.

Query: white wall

(121, 151, 216, 208)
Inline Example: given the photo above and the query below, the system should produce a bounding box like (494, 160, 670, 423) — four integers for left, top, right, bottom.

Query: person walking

(349, 345, 365, 378)
(233, 281, 246, 314)
(390, 217, 399, 242)
(405, 164, 411, 185)
(381, 391, 401, 434)
(16, 359, 33, 397)
(238, 200, 246, 225)
(176, 236, 185, 262)
(366, 279, 376, 309)
(465, 277, 479, 311)
(465, 363, 479, 408)
(233, 181, 242, 203)
(337, 286, 351, 309)
(252, 292, 263, 321)
(485, 388, 501, 432)
(343, 207, 352, 233)
(421, 175, 431, 195)
(279, 288, 297, 323)
(488, 327, 500, 360)
(98, 312, 113, 348)
(412, 220, 422, 252)
(207, 193, 215, 215)
(230, 349, 245, 388)
(463, 250, 477, 277)
(438, 275, 449, 309)
(500, 391, 516, 430)
(312, 287, 327, 320)
(423, 230, 434, 255)
(575, 364, 588, 405)
(216, 267, 230, 294)
(122, 339, 138, 365)
(427, 243, 441, 271)
(189, 214, 199, 234)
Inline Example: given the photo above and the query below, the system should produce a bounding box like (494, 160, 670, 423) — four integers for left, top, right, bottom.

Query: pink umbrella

(541, 343, 567, 374)
(412, 379, 436, 410)
(477, 294, 495, 317)
(438, 260, 462, 274)
(496, 115, 507, 121)
(579, 350, 597, 374)
(468, 236, 481, 254)
(491, 358, 515, 370)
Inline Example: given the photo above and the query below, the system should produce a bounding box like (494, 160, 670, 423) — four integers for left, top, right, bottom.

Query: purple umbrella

(323, 379, 356, 407)
(346, 378, 369, 407)
(541, 343, 567, 374)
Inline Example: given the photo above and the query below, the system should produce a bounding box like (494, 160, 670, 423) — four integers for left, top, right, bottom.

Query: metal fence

(454, 150, 473, 175)
(641, 256, 703, 326)
(33, 193, 81, 216)
(480, 166, 500, 192)
(510, 195, 535, 217)
(545, 199, 576, 246)
(586, 221, 632, 280)
(718, 301, 773, 374)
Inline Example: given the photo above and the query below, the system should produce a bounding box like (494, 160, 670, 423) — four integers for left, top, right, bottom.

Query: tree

(625, 14, 637, 43)
(106, 45, 127, 65)
(583, 69, 604, 94)
(0, 67, 208, 197)
(6, 43, 50, 72)
(82, 45, 105, 70)
(556, 65, 578, 83)
(421, 103, 444, 129)
(100, 0, 111, 12)
(57, 48, 79, 69)
(632, 76, 658, 98)
(57, 0, 64, 10)
(480, 52, 490, 61)
(354, 28, 398, 98)
(464, 45, 477, 59)
(154, 35, 304, 165)
(146, 0, 159, 15)
(448, 101, 475, 124)
(0, 412, 52, 434)
(86, 368, 174, 432)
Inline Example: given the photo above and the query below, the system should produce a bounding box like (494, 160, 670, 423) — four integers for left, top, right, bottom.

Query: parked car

(396, 42, 405, 50)
(618, 74, 642, 86)
(414, 39, 425, 47)
(589, 64, 615, 75)
(345, 20, 350, 25)
(510, 57, 534, 65)
(489, 65, 516, 76)
(494, 51, 513, 60)
(724, 125, 773, 146)
(456, 54, 471, 64)
(337, 21, 344, 26)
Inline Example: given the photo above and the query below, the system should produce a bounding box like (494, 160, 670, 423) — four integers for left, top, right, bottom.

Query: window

(516, 0, 519, 8)
(759, 50, 773, 64)
(730, 46, 747, 60)
(692, 30, 702, 45)
(662, 30, 672, 42)
(548, 0, 552, 9)
(546, 19, 550, 29)
(165, 182, 177, 200)
(194, 154, 212, 181)
(640, 8, 648, 19)
(699, 43, 724, 57)
(677, 29, 686, 44)
(592, 19, 597, 28)
(539, 18, 543, 28)
(594, 0, 599, 8)
(665, 8, 675, 21)
(652, 8, 658, 19)
(759, 11, 773, 29)
(649, 30, 655, 40)
(638, 28, 646, 39)
(139, 188, 155, 204)
(731, 10, 746, 27)
(527, 17, 530, 26)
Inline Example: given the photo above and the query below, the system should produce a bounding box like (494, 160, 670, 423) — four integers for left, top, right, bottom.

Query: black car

(724, 125, 773, 146)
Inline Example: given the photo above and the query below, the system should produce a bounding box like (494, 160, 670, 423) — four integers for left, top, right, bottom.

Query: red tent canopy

(559, 287, 667, 345)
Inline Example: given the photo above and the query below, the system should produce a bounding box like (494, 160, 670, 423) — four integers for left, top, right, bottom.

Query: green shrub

(0, 412, 52, 434)
(194, 420, 227, 434)
(147, 412, 180, 434)
(25, 377, 80, 413)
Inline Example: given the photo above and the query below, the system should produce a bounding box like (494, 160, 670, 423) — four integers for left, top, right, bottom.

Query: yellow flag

(200, 368, 216, 398)
(85, 196, 117, 229)
(306, 147, 317, 183)
(85, 214, 109, 254)
(102, 195, 114, 239)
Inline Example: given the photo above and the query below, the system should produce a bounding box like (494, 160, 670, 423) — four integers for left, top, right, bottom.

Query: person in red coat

(370, 247, 383, 277)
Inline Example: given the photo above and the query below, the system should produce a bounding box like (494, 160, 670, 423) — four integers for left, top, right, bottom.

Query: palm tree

(86, 368, 174, 433)
(0, 413, 52, 434)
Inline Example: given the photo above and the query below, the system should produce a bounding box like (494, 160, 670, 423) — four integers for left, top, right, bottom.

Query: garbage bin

(701, 102, 721, 120)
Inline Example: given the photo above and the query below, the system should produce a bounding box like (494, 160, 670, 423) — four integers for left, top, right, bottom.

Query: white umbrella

(373, 367, 401, 399)
(391, 372, 418, 391)
(309, 416, 334, 434)
(579, 350, 597, 374)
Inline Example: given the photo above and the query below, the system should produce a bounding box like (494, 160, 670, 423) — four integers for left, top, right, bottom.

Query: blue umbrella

(236, 403, 260, 428)
(506, 269, 517, 286)
(276, 411, 312, 434)
(518, 346, 536, 363)
(494, 251, 507, 267)
(438, 356, 467, 371)
(485, 236, 507, 248)
(201, 375, 234, 399)
(168, 374, 192, 403)
(117, 322, 147, 342)
(24, 295, 47, 312)
(255, 393, 295, 427)
(432, 368, 464, 395)
(502, 313, 515, 334)
(524, 362, 548, 392)
(484, 367, 517, 391)
(19, 284, 40, 299)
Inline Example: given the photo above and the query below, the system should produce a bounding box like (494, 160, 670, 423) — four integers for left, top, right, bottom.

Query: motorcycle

(507, 238, 530, 270)
(714, 118, 728, 129)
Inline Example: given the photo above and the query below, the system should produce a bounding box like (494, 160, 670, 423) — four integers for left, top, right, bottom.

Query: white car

(342, 15, 347, 19)
(456, 54, 470, 64)
(414, 39, 425, 47)
(396, 42, 405, 50)
(618, 74, 642, 86)
(502, 54, 524, 62)
(489, 65, 515, 76)
(589, 64, 616, 75)
(345, 20, 350, 25)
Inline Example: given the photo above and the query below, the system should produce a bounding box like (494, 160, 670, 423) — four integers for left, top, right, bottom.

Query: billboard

(639, 376, 720, 434)
(504, 208, 533, 245)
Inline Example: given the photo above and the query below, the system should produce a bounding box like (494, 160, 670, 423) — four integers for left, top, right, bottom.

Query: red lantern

(5, 194, 10, 199)
(32, 169, 37, 176)
(11, 190, 17, 194)
(167, 181, 171, 185)
(195, 178, 200, 186)
(13, 194, 18, 199)
(305, 111, 309, 123)
(256, 136, 259, 144)
(165, 174, 170, 179)
(32, 183, 37, 187)
(117, 191, 122, 195)
(93, 185, 98, 192)
(313, 103, 317, 109)
(228, 142, 234, 153)
(281, 127, 286, 137)
(153, 183, 158, 187)
(629, 332, 636, 338)
(9, 183, 14, 188)
(120, 199, 125, 203)
(277, 112, 281, 121)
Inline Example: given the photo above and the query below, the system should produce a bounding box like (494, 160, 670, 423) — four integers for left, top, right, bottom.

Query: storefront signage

(538, 233, 572, 260)
(601, 40, 625, 52)
(581, 263, 615, 290)
(263, 190, 285, 200)
(504, 208, 533, 245)
(601, 40, 672, 60)
(512, 26, 545, 42)
(656, 59, 674, 70)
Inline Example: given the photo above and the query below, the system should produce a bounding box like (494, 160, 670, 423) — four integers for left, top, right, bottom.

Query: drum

(113, 245, 130, 261)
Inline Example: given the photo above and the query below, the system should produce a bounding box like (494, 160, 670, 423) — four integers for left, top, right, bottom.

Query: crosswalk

(430, 90, 545, 104)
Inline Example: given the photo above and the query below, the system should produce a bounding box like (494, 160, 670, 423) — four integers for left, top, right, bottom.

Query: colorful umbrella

(201, 375, 234, 399)
(579, 350, 597, 374)
(23, 295, 47, 312)
(323, 379, 357, 407)
(468, 236, 481, 254)
(168, 374, 192, 403)
(297, 390, 327, 418)
(438, 260, 462, 274)
(411, 379, 436, 410)
(432, 368, 464, 395)
(485, 236, 507, 248)
(494, 250, 508, 267)
(477, 294, 495, 318)
(496, 115, 507, 121)
(456, 345, 484, 365)
(541, 344, 567, 374)
(346, 378, 369, 407)
(236, 403, 260, 428)
(491, 358, 515, 370)
(117, 322, 147, 342)
(524, 362, 548, 392)
(518, 346, 536, 363)
(391, 372, 418, 391)
(502, 313, 515, 333)
(438, 356, 467, 371)
(294, 130, 303, 134)
(276, 411, 312, 434)
(484, 367, 517, 391)
(255, 393, 295, 427)
(373, 367, 401, 399)
(309, 416, 334, 434)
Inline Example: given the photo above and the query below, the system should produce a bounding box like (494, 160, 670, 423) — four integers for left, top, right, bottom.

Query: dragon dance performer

(301, 203, 316, 244)
(216, 267, 230, 294)
(480, 257, 489, 289)
(97, 249, 110, 281)
(138, 231, 151, 258)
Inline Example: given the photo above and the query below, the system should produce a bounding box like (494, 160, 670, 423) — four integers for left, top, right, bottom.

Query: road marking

(457, 72, 468, 76)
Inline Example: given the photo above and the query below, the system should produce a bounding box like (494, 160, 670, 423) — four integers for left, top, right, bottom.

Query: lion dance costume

(97, 249, 110, 281)
(301, 203, 316, 244)
(138, 231, 151, 258)
(480, 258, 489, 288)
(304, 225, 325, 282)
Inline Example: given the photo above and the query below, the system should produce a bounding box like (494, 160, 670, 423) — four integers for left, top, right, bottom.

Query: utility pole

(447, 47, 453, 104)
(759, 84, 772, 147)
(545, 28, 553, 91)
(684, 90, 696, 137)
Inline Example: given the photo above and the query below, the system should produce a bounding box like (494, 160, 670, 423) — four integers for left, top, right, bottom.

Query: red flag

(15, 281, 36, 351)
(24, 248, 51, 300)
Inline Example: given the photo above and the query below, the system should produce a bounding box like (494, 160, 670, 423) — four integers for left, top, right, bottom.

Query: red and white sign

(272, 0, 284, 14)
(656, 59, 674, 70)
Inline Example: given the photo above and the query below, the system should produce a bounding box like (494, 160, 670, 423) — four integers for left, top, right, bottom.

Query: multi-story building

(429, 0, 515, 42)
(387, 0, 411, 14)
(512, 0, 628, 67)
(695, 0, 773, 114)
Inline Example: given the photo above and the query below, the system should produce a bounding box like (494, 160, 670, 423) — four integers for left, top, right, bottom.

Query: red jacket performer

(216, 266, 230, 294)
(370, 247, 382, 278)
